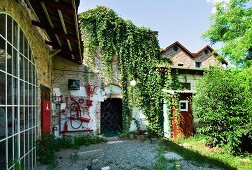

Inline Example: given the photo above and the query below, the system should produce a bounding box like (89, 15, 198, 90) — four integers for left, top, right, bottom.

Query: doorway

(101, 98, 122, 137)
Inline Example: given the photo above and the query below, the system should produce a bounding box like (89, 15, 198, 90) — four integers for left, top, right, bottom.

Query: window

(179, 100, 188, 112)
(178, 63, 184, 66)
(173, 46, 179, 51)
(0, 13, 38, 170)
(181, 83, 191, 90)
(204, 49, 209, 54)
(195, 62, 201, 68)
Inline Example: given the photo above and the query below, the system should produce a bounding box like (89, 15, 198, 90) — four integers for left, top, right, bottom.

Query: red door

(41, 101, 51, 134)
(172, 93, 193, 138)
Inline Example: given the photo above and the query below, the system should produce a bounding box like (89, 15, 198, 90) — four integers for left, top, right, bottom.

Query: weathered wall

(177, 74, 202, 91)
(52, 56, 129, 136)
(51, 49, 147, 136)
(0, 0, 52, 87)
(0, 0, 52, 138)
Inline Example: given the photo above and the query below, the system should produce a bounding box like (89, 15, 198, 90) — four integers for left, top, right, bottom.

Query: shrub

(193, 68, 252, 153)
(36, 133, 106, 164)
(36, 133, 58, 164)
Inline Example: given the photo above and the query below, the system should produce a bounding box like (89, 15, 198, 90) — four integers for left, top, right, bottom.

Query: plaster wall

(177, 74, 202, 91)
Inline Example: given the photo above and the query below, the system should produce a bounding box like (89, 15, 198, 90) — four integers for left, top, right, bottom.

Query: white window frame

(179, 100, 188, 112)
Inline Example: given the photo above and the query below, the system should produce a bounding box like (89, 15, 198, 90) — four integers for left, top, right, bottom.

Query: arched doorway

(101, 98, 122, 137)
(0, 13, 38, 170)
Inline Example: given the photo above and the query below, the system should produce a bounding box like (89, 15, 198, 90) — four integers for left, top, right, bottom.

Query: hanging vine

(80, 6, 171, 135)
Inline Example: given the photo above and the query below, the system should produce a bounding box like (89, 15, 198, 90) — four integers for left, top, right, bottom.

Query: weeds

(36, 133, 106, 167)
(154, 144, 170, 170)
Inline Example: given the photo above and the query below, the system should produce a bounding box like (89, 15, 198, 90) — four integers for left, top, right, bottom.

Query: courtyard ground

(36, 138, 222, 170)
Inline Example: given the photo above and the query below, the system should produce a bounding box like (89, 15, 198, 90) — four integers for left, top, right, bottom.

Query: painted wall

(52, 55, 143, 137)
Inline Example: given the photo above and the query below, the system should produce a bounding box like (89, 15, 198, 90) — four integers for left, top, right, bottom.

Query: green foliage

(194, 68, 252, 153)
(36, 133, 58, 164)
(163, 136, 252, 170)
(74, 134, 107, 147)
(79, 6, 171, 135)
(154, 145, 170, 170)
(203, 0, 252, 67)
(36, 133, 106, 165)
(13, 159, 23, 170)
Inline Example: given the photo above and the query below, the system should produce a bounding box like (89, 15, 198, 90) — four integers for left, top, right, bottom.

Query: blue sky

(78, 0, 219, 52)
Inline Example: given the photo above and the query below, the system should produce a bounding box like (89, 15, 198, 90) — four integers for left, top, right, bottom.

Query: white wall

(177, 74, 202, 91)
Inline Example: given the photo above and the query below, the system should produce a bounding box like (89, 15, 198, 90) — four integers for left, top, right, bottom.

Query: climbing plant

(79, 6, 170, 135)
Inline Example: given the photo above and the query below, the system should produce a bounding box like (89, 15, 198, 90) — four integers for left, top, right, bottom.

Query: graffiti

(52, 94, 93, 134)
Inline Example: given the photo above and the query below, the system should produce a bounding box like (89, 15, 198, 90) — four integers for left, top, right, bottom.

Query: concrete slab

(107, 140, 124, 144)
(72, 149, 104, 160)
(163, 152, 183, 161)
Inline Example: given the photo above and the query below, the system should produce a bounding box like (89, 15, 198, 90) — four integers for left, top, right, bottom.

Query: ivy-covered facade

(80, 6, 171, 136)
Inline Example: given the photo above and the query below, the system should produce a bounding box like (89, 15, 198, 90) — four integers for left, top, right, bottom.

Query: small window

(178, 63, 183, 66)
(195, 62, 201, 68)
(181, 83, 191, 90)
(204, 49, 209, 54)
(173, 46, 178, 51)
(180, 100, 188, 112)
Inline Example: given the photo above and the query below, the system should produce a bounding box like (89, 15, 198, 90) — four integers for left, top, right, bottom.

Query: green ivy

(80, 6, 171, 135)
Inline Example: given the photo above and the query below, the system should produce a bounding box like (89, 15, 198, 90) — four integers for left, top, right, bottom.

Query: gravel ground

(36, 139, 221, 170)
(55, 140, 159, 170)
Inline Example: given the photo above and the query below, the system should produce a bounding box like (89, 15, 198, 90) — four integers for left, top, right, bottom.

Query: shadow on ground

(163, 140, 236, 170)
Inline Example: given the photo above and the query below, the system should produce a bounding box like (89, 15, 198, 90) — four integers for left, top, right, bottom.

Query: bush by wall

(193, 68, 252, 153)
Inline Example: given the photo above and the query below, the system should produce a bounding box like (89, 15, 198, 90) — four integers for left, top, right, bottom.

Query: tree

(203, 0, 252, 67)
(194, 68, 252, 153)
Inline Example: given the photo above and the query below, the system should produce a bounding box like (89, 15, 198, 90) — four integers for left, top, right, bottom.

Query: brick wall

(0, 0, 52, 87)
(162, 46, 222, 68)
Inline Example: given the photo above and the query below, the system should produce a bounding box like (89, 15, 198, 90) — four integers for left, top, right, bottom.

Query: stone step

(163, 152, 183, 161)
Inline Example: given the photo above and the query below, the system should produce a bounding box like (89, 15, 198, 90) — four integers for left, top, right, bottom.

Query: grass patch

(154, 144, 180, 170)
(163, 135, 252, 170)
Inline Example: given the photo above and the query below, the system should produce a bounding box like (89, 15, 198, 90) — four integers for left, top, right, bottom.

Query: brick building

(161, 41, 227, 138)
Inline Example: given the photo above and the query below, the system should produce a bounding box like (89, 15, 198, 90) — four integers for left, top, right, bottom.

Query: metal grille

(0, 13, 38, 170)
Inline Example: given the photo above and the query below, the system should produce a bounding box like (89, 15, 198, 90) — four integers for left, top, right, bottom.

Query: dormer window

(178, 63, 184, 66)
(195, 62, 201, 68)
(204, 49, 209, 54)
(173, 46, 179, 51)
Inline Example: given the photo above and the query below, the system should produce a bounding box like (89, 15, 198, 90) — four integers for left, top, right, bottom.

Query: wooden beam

(45, 40, 80, 59)
(72, 0, 83, 61)
(32, 20, 78, 42)
(29, 0, 75, 15)
(40, 2, 62, 47)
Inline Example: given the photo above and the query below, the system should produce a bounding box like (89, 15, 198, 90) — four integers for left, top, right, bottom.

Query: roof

(26, 0, 83, 63)
(170, 66, 204, 75)
(161, 41, 228, 65)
